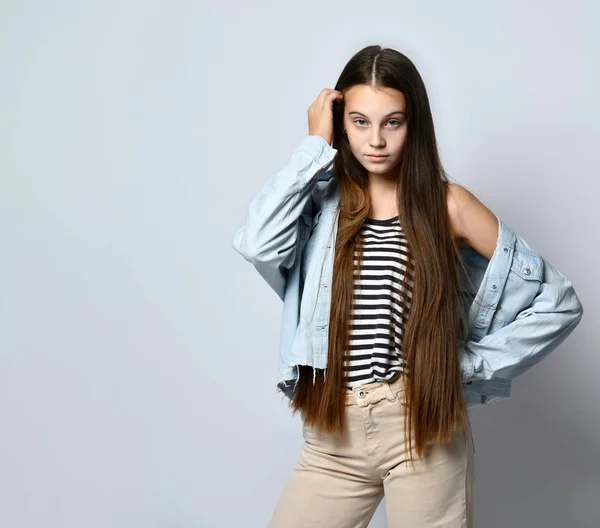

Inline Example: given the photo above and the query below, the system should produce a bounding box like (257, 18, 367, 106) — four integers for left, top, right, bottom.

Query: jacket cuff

(296, 135, 338, 166)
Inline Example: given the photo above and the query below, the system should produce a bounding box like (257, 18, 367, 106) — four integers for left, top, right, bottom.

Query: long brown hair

(289, 45, 470, 468)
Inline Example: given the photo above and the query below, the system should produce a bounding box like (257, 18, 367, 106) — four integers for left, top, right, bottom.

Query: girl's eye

(353, 119, 403, 127)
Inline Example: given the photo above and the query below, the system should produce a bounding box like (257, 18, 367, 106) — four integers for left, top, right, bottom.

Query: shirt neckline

(365, 215, 399, 225)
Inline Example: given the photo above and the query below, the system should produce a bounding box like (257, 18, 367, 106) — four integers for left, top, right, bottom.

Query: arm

(450, 185, 584, 382)
(460, 254, 583, 381)
(231, 135, 337, 300)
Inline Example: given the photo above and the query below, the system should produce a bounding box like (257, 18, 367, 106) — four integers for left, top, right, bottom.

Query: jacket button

(503, 247, 508, 252)
(492, 284, 497, 289)
(524, 268, 531, 275)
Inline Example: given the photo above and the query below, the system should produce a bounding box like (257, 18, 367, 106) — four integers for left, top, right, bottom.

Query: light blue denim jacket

(232, 135, 584, 408)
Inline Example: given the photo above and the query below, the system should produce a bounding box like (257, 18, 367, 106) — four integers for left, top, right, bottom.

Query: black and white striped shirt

(344, 215, 414, 389)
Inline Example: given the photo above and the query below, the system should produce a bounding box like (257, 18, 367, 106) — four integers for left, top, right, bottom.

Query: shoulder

(445, 182, 499, 260)
(445, 182, 468, 240)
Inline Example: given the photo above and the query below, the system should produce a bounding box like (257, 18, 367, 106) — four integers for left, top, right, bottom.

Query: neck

(368, 174, 398, 220)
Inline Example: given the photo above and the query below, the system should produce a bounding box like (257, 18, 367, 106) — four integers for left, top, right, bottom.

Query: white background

(1, 0, 597, 526)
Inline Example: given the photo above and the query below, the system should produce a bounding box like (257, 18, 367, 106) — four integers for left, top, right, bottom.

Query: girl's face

(342, 84, 407, 180)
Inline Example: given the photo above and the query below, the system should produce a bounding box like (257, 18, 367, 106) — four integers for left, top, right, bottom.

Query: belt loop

(383, 381, 397, 403)
(384, 371, 405, 402)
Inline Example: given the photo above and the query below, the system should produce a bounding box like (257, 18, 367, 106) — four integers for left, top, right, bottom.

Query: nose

(369, 129, 385, 147)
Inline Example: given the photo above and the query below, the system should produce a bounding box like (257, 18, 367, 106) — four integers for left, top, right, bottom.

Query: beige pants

(268, 372, 475, 527)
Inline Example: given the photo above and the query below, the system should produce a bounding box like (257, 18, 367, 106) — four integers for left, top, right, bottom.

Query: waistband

(344, 371, 407, 407)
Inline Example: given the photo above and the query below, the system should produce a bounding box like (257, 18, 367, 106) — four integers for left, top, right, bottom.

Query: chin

(366, 164, 390, 172)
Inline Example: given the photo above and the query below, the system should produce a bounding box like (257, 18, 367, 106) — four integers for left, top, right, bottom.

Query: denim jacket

(232, 135, 584, 408)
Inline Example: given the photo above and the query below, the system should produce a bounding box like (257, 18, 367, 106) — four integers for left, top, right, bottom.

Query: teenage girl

(233, 45, 582, 528)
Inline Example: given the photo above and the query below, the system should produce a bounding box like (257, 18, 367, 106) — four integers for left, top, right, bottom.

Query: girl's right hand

(307, 88, 344, 145)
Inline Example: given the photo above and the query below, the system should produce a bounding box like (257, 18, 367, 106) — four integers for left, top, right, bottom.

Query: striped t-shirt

(344, 215, 414, 390)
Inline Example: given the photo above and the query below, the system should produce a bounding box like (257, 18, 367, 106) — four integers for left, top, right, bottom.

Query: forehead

(343, 84, 406, 114)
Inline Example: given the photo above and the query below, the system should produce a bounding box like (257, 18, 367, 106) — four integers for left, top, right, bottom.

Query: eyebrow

(348, 111, 406, 118)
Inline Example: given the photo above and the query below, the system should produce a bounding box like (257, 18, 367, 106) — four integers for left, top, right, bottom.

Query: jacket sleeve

(231, 135, 338, 300)
(460, 256, 584, 382)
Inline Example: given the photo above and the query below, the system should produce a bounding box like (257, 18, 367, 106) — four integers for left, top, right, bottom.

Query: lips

(367, 155, 387, 159)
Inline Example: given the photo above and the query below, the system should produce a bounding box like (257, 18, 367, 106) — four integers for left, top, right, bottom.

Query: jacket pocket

(494, 249, 543, 328)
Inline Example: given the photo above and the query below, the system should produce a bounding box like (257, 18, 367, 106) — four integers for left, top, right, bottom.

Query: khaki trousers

(268, 372, 475, 527)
